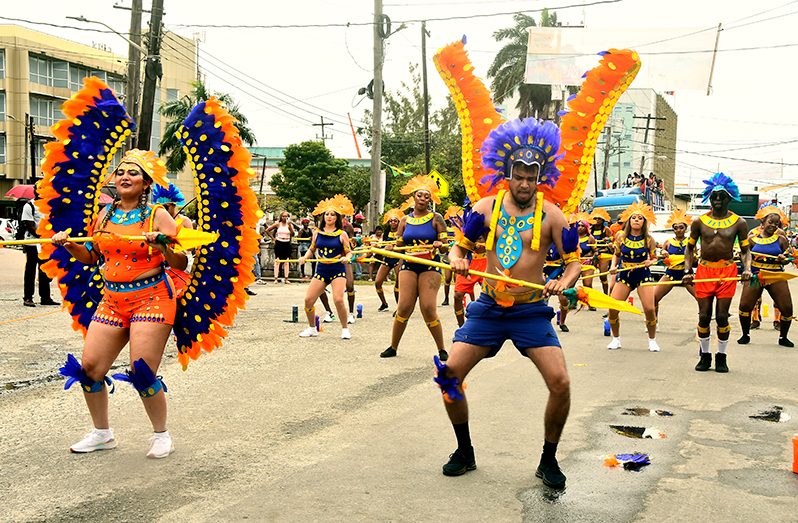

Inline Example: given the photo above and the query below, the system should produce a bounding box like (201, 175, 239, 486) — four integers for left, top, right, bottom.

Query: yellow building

(0, 25, 198, 199)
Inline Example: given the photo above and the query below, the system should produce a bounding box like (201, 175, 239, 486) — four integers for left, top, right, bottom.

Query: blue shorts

(616, 266, 654, 290)
(401, 255, 441, 274)
(452, 294, 561, 357)
(664, 268, 688, 281)
(543, 265, 563, 282)
(314, 262, 346, 285)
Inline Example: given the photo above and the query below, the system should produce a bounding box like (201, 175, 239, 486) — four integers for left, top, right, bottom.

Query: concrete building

(0, 25, 197, 198)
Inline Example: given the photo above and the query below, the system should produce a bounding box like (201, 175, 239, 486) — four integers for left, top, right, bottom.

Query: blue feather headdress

(480, 118, 564, 191)
(701, 173, 741, 203)
(152, 183, 186, 206)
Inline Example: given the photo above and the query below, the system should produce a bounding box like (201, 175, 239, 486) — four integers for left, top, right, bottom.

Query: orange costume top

(91, 204, 165, 281)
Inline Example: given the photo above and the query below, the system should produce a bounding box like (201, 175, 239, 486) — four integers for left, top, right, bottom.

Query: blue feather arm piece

(561, 224, 579, 254)
(59, 353, 113, 392)
(433, 355, 463, 402)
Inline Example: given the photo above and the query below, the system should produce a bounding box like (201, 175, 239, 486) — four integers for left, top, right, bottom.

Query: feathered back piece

(152, 182, 186, 206)
(665, 209, 692, 228)
(547, 49, 641, 213)
(619, 201, 656, 226)
(434, 38, 641, 215)
(755, 206, 788, 226)
(481, 118, 564, 191)
(114, 149, 169, 188)
(444, 205, 463, 220)
(174, 97, 261, 369)
(400, 175, 441, 204)
(382, 208, 405, 224)
(313, 194, 354, 216)
(37, 77, 135, 334)
(433, 36, 506, 203)
(701, 172, 741, 203)
(590, 207, 612, 222)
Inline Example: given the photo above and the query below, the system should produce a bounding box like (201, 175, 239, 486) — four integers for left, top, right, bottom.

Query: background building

(0, 25, 197, 199)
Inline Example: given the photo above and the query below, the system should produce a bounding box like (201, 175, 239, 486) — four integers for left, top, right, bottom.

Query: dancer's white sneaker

(341, 328, 351, 340)
(146, 431, 174, 459)
(299, 327, 319, 337)
(70, 428, 117, 453)
(607, 337, 622, 350)
(347, 313, 356, 325)
(322, 312, 335, 323)
(648, 339, 661, 352)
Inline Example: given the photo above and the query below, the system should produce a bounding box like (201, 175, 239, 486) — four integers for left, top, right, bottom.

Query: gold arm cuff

(438, 232, 448, 240)
(562, 252, 579, 264)
(740, 239, 749, 247)
(456, 238, 476, 251)
(686, 237, 697, 246)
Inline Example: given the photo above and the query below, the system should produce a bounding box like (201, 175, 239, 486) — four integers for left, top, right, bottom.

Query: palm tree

(487, 10, 559, 119)
(158, 80, 256, 173)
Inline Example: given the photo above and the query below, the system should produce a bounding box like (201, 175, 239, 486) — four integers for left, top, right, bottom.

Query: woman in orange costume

(52, 150, 185, 459)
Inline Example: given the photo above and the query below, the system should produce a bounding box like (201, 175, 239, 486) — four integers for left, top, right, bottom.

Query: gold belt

(484, 283, 544, 305)
(699, 259, 734, 268)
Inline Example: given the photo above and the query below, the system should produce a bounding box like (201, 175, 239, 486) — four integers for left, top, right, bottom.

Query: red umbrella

(4, 184, 35, 199)
(5, 184, 114, 204)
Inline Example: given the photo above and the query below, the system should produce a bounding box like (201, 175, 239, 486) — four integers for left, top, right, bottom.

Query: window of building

(623, 161, 631, 168)
(611, 162, 619, 167)
(0, 91, 5, 121)
(29, 95, 64, 128)
(107, 75, 126, 97)
(166, 88, 179, 102)
(0, 134, 6, 164)
(0, 50, 5, 80)
(69, 64, 90, 91)
(34, 137, 54, 164)
(29, 55, 68, 87)
(90, 70, 107, 83)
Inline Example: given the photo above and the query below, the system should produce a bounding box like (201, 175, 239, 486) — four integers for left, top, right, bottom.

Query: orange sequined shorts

(455, 256, 487, 294)
(92, 272, 177, 328)
(695, 260, 738, 299)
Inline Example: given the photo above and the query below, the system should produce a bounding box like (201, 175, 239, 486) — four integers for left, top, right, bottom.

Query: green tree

(360, 65, 465, 210)
(487, 10, 560, 119)
(158, 80, 256, 173)
(329, 166, 371, 213)
(269, 141, 350, 214)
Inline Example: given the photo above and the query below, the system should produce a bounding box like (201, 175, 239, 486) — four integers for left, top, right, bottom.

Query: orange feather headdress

(400, 175, 441, 204)
(619, 201, 656, 226)
(590, 208, 611, 223)
(568, 211, 590, 225)
(444, 205, 463, 220)
(114, 148, 169, 188)
(755, 206, 788, 227)
(382, 208, 405, 224)
(665, 209, 692, 228)
(313, 194, 355, 216)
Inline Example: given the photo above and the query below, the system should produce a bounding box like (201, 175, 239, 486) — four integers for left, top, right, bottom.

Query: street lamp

(66, 16, 149, 56)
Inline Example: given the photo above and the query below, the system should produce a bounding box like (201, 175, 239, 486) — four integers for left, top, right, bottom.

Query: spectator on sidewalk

(20, 198, 59, 307)
(297, 218, 313, 279)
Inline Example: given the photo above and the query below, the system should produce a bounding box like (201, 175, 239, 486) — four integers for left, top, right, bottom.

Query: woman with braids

(737, 206, 794, 347)
(51, 150, 185, 458)
(589, 208, 613, 294)
(297, 195, 353, 339)
(606, 202, 660, 352)
(380, 175, 449, 361)
(653, 209, 695, 311)
(375, 208, 403, 312)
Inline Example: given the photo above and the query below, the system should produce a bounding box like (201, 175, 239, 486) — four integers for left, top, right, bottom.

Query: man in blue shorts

(438, 118, 581, 490)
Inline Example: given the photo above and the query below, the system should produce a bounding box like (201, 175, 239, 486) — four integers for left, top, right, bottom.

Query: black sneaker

(378, 303, 389, 312)
(559, 324, 569, 332)
(695, 352, 712, 372)
(40, 299, 61, 306)
(245, 288, 257, 296)
(23, 299, 36, 307)
(737, 334, 750, 345)
(441, 299, 450, 306)
(536, 458, 566, 489)
(380, 347, 397, 358)
(438, 349, 449, 362)
(714, 352, 729, 373)
(442, 447, 476, 476)
(779, 337, 795, 348)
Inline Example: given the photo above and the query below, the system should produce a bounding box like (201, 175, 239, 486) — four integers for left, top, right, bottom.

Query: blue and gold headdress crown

(152, 183, 186, 206)
(701, 172, 741, 203)
(480, 118, 564, 191)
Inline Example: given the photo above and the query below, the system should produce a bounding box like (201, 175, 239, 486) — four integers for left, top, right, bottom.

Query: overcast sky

(5, 0, 798, 198)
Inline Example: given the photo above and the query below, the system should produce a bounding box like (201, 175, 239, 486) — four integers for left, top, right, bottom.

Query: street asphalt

(1, 247, 796, 522)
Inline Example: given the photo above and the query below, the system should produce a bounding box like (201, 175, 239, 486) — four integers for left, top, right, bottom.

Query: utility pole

(313, 116, 334, 146)
(421, 20, 431, 174)
(136, 0, 164, 150)
(601, 126, 612, 191)
(706, 23, 722, 96)
(29, 115, 36, 183)
(633, 113, 666, 175)
(126, 0, 143, 144)
(369, 0, 385, 226)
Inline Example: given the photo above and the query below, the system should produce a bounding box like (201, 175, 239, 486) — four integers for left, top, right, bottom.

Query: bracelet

(456, 238, 476, 252)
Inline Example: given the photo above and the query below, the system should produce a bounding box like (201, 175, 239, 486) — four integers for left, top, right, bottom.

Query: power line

(0, 15, 117, 33)
(169, 0, 622, 29)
